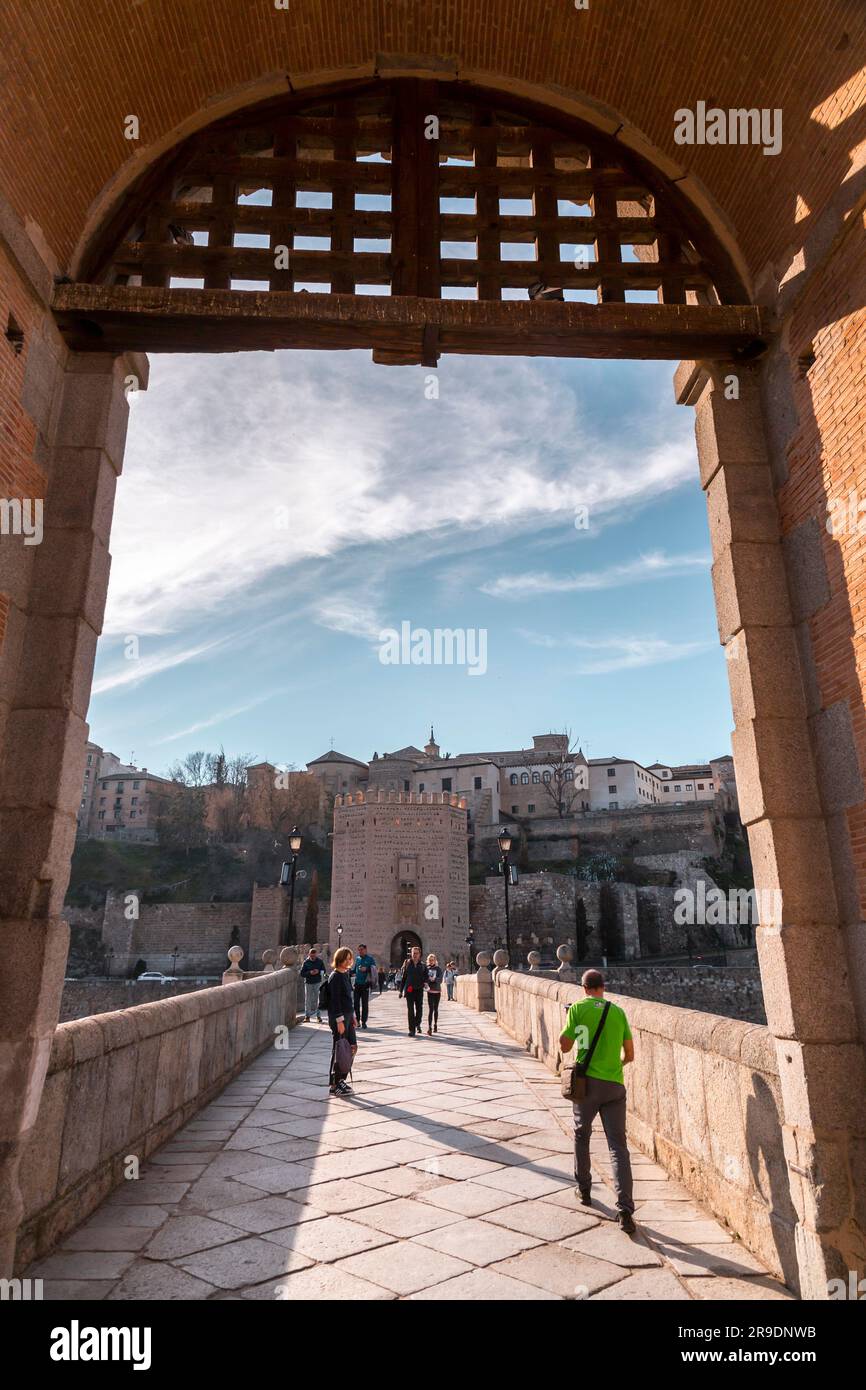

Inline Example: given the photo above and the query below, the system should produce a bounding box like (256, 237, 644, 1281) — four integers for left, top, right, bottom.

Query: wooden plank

(113, 245, 391, 279)
(391, 79, 440, 297)
(439, 214, 668, 242)
(203, 173, 236, 291)
(269, 118, 297, 291)
(152, 203, 394, 237)
(51, 283, 767, 362)
(439, 166, 646, 196)
(329, 96, 363, 294)
(473, 119, 501, 301)
(181, 156, 392, 188)
(440, 258, 708, 288)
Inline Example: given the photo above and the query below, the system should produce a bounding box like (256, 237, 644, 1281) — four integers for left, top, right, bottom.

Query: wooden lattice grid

(99, 82, 726, 307)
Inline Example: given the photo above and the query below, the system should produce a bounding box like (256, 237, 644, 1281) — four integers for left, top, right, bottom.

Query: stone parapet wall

(454, 972, 494, 1011)
(14, 968, 298, 1273)
(493, 970, 793, 1287)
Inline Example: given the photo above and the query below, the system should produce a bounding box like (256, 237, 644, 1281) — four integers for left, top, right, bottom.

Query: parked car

(135, 972, 172, 983)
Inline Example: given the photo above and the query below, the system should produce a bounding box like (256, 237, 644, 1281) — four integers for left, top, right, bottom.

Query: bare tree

(206, 747, 254, 843)
(523, 729, 584, 819)
(258, 764, 322, 843)
(160, 751, 209, 852)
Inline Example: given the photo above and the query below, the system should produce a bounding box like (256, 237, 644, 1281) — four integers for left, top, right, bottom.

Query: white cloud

(312, 595, 384, 643)
(106, 353, 696, 638)
(518, 630, 715, 674)
(481, 550, 710, 601)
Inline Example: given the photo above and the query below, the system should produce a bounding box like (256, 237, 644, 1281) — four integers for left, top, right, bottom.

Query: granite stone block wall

(14, 967, 298, 1273)
(493, 969, 794, 1288)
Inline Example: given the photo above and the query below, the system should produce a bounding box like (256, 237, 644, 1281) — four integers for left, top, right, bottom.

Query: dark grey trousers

(573, 1077, 634, 1213)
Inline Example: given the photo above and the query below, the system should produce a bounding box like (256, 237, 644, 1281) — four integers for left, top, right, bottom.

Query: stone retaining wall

(493, 969, 794, 1287)
(601, 965, 765, 1024)
(60, 978, 215, 1022)
(14, 967, 298, 1273)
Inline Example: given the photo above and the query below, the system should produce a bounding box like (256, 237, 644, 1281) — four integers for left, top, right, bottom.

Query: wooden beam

(51, 283, 767, 362)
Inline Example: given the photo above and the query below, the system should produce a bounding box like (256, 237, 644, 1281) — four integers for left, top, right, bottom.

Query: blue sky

(89, 348, 733, 775)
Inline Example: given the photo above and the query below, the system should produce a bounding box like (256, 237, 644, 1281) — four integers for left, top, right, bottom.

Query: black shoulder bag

(560, 1001, 611, 1101)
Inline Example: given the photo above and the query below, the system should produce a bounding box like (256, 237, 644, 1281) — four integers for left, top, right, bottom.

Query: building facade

(77, 743, 177, 842)
(329, 789, 470, 968)
(305, 729, 737, 826)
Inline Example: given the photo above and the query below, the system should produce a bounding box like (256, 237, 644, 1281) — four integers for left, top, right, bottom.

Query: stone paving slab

(27, 992, 795, 1301)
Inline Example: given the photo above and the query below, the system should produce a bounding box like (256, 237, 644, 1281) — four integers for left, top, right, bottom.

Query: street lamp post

(498, 827, 514, 964)
(336, 922, 343, 954)
(170, 945, 179, 978)
(465, 925, 475, 972)
(280, 827, 303, 947)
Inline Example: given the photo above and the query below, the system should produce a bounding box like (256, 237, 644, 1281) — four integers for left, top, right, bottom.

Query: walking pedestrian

(377, 961, 385, 995)
(299, 945, 326, 1022)
(425, 954, 443, 1034)
(559, 968, 636, 1233)
(326, 947, 357, 1097)
(399, 945, 426, 1036)
(443, 962, 456, 1001)
(352, 944, 376, 1030)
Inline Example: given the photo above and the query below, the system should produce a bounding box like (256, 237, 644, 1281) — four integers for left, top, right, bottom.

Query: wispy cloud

(154, 691, 285, 745)
(482, 550, 710, 601)
(518, 630, 715, 674)
(91, 637, 229, 695)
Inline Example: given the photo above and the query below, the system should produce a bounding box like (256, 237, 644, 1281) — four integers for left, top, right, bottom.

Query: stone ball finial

(556, 944, 573, 964)
(262, 949, 277, 972)
(279, 946, 299, 969)
(527, 950, 542, 971)
(475, 950, 492, 974)
(223, 944, 245, 984)
(492, 948, 509, 970)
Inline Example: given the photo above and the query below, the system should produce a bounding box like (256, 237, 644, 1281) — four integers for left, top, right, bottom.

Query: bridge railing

(490, 964, 793, 1290)
(14, 963, 298, 1274)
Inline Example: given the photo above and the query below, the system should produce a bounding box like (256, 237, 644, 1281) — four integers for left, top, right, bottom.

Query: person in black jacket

(327, 947, 357, 1095)
(399, 945, 426, 1036)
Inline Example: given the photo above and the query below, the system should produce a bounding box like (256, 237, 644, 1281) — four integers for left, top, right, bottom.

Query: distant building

(305, 729, 737, 825)
(329, 788, 470, 968)
(77, 742, 178, 842)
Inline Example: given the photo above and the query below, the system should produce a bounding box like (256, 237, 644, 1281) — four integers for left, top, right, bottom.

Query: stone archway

(391, 930, 422, 968)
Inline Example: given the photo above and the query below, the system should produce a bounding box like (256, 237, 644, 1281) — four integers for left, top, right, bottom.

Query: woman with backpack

(325, 946, 357, 1096)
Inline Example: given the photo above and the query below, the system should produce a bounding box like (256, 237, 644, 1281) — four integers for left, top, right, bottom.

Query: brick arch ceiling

(0, 0, 862, 285)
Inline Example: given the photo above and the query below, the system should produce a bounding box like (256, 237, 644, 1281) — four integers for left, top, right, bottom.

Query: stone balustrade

(14, 962, 298, 1273)
(453, 952, 495, 1011)
(493, 967, 792, 1285)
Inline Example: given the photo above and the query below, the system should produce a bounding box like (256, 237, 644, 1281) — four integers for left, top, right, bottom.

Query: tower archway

(391, 930, 422, 967)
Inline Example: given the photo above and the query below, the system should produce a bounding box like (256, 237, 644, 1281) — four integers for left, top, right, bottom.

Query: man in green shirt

(559, 968, 636, 1233)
